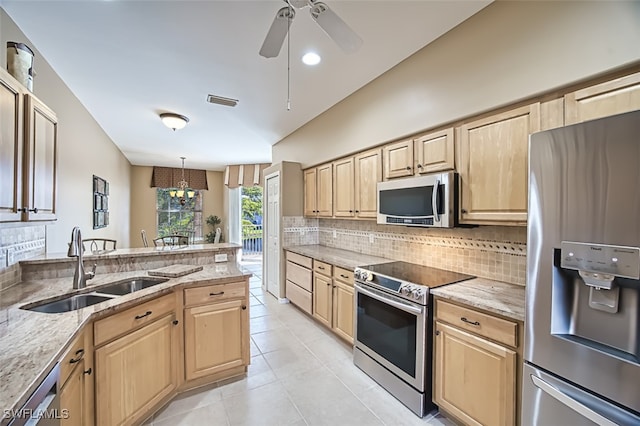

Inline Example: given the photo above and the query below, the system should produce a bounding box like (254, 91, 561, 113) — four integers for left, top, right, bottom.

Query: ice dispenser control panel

(561, 241, 640, 280)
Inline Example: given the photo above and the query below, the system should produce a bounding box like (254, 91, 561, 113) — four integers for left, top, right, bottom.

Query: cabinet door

(95, 314, 177, 426)
(303, 168, 317, 217)
(458, 103, 539, 225)
(313, 272, 332, 328)
(434, 321, 516, 426)
(333, 157, 355, 217)
(23, 94, 57, 221)
(332, 281, 354, 343)
(565, 72, 640, 125)
(414, 128, 454, 174)
(383, 138, 413, 179)
(60, 359, 89, 426)
(184, 299, 249, 381)
(354, 149, 381, 219)
(316, 163, 333, 217)
(0, 69, 23, 222)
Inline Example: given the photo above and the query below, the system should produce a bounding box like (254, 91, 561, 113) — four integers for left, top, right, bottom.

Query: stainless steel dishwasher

(8, 363, 61, 426)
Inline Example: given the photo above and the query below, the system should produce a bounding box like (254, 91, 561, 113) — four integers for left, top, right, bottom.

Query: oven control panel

(355, 268, 429, 304)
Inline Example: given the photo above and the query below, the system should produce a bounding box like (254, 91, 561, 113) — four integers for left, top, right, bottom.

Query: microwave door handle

(432, 179, 440, 222)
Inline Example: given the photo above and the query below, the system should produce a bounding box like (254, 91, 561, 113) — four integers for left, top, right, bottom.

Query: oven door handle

(355, 283, 423, 315)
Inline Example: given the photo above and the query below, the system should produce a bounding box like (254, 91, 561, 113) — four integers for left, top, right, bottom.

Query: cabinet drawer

(313, 260, 332, 276)
(286, 251, 312, 269)
(333, 266, 354, 285)
(184, 281, 246, 307)
(286, 280, 312, 315)
(94, 293, 175, 346)
(286, 261, 312, 291)
(59, 330, 86, 387)
(435, 299, 518, 348)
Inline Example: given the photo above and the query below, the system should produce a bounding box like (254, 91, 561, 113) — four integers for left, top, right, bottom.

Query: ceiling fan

(259, 0, 363, 58)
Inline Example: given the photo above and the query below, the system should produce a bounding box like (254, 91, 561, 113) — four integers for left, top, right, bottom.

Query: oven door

(354, 281, 427, 391)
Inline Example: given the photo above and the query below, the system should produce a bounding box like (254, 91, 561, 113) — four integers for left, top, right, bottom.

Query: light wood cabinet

(457, 103, 540, 225)
(285, 252, 313, 314)
(313, 265, 333, 328)
(0, 68, 57, 223)
(383, 138, 414, 179)
(332, 267, 354, 343)
(0, 68, 24, 222)
(304, 163, 332, 217)
(333, 157, 355, 217)
(414, 128, 455, 174)
(434, 299, 521, 426)
(184, 280, 249, 382)
(354, 148, 382, 219)
(565, 72, 640, 125)
(59, 329, 94, 426)
(95, 304, 178, 426)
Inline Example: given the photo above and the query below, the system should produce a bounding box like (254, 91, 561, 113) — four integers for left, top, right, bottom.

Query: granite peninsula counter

(0, 260, 251, 420)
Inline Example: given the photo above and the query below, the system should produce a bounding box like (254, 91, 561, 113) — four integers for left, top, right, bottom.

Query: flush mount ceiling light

(302, 52, 321, 65)
(160, 113, 189, 131)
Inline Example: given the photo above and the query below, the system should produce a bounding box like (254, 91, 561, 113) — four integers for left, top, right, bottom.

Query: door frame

(264, 171, 282, 298)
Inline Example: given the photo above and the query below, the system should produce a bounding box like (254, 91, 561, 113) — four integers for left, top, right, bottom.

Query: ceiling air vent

(207, 94, 239, 107)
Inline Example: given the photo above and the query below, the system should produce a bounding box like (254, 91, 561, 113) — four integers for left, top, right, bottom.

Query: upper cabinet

(457, 103, 540, 225)
(414, 128, 455, 175)
(304, 163, 332, 217)
(333, 148, 382, 219)
(0, 68, 58, 223)
(382, 138, 414, 179)
(0, 68, 24, 222)
(565, 72, 640, 125)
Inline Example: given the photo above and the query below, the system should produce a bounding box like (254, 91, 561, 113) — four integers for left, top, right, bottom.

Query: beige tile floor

(145, 261, 454, 426)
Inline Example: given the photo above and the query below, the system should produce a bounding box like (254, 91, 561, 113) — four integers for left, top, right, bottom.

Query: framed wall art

(93, 175, 109, 229)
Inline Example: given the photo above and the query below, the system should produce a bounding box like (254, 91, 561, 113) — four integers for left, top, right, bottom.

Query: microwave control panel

(560, 241, 640, 279)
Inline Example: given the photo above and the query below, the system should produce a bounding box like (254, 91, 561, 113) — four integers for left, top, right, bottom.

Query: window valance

(151, 167, 208, 190)
(224, 164, 271, 188)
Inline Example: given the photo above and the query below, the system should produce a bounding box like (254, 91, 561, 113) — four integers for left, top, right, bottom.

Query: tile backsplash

(0, 225, 46, 290)
(284, 216, 526, 286)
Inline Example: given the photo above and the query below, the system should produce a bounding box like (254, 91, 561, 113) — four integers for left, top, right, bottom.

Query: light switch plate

(214, 253, 228, 263)
(333, 230, 337, 239)
(369, 234, 374, 244)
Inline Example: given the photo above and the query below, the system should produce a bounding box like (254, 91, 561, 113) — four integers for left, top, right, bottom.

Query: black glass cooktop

(360, 261, 474, 289)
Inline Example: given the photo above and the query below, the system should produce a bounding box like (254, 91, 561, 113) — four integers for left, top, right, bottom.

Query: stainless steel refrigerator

(523, 109, 640, 425)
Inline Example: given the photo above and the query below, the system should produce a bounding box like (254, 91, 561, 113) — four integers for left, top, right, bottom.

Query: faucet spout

(68, 227, 96, 289)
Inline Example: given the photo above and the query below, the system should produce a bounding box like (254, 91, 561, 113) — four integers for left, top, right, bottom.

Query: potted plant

(205, 215, 224, 243)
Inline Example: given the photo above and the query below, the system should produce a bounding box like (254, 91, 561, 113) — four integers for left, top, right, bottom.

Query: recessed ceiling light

(302, 52, 321, 66)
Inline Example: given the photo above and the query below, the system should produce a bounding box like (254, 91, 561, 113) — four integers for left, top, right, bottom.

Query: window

(156, 189, 203, 241)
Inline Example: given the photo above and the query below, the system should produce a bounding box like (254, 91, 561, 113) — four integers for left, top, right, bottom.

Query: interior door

(265, 173, 280, 297)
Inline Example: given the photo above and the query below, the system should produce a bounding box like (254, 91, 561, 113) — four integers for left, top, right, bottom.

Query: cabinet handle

(461, 209, 468, 214)
(349, 210, 353, 213)
(29, 207, 39, 214)
(318, 266, 325, 270)
(435, 330, 440, 336)
(327, 282, 331, 286)
(209, 291, 225, 296)
(340, 274, 349, 279)
(355, 210, 359, 213)
(405, 166, 411, 171)
(172, 320, 179, 325)
(417, 164, 423, 169)
(332, 285, 336, 288)
(69, 349, 84, 364)
(134, 310, 152, 320)
(83, 368, 92, 376)
(460, 317, 480, 326)
(242, 305, 247, 310)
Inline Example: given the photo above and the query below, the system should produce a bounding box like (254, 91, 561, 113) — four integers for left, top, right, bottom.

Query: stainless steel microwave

(377, 172, 457, 228)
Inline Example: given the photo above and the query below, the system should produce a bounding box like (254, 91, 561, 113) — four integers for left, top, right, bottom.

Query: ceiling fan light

(302, 52, 321, 65)
(160, 113, 189, 131)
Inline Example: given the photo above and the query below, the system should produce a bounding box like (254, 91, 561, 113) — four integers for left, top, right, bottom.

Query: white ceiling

(2, 0, 491, 171)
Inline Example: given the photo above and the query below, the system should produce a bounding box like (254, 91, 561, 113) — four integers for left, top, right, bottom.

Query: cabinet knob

(417, 164, 423, 169)
(405, 166, 411, 171)
(172, 320, 179, 325)
(349, 210, 353, 213)
(435, 330, 440, 336)
(242, 305, 247, 310)
(355, 210, 359, 213)
(83, 368, 92, 376)
(461, 209, 468, 214)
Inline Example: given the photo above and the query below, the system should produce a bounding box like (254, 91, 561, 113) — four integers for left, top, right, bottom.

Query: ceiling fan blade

(259, 6, 295, 58)
(310, 2, 362, 54)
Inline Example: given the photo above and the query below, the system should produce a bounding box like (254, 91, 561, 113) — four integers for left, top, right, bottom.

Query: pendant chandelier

(169, 157, 195, 206)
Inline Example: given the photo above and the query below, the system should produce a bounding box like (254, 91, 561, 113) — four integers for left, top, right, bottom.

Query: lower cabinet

(184, 281, 249, 381)
(433, 299, 521, 426)
(312, 269, 333, 328)
(94, 295, 178, 426)
(59, 329, 94, 426)
(331, 279, 354, 342)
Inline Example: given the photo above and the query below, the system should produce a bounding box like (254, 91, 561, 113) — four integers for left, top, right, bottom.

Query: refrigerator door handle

(530, 375, 617, 426)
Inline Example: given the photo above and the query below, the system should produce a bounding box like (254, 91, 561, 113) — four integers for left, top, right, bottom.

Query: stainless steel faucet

(67, 227, 97, 289)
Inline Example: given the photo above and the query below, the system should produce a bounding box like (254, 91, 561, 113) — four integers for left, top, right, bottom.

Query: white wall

(272, 1, 640, 167)
(1, 10, 132, 252)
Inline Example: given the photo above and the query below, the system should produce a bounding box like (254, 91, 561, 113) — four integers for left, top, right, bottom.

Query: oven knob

(365, 271, 374, 281)
(354, 268, 362, 280)
(412, 288, 423, 299)
(401, 285, 412, 295)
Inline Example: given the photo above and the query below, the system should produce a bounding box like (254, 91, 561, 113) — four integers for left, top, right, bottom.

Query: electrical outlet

(214, 253, 228, 263)
(299, 229, 305, 236)
(369, 233, 375, 244)
(7, 249, 15, 266)
(333, 230, 337, 239)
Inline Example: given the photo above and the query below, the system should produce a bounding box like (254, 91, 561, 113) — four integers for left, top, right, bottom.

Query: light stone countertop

(430, 278, 526, 322)
(19, 242, 241, 265)
(284, 245, 392, 270)
(0, 262, 251, 417)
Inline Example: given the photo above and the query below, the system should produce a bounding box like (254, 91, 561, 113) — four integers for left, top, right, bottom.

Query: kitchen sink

(25, 294, 115, 314)
(95, 278, 169, 296)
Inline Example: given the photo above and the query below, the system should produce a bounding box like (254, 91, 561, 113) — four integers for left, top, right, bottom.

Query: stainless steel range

(353, 261, 473, 417)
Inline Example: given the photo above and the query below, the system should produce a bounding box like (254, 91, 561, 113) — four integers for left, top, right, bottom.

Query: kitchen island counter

(0, 261, 251, 420)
